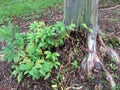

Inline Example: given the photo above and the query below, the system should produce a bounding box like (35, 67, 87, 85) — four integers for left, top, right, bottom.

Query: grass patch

(0, 0, 63, 23)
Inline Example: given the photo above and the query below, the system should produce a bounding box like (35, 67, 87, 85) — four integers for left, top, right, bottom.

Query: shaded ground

(0, 5, 120, 90)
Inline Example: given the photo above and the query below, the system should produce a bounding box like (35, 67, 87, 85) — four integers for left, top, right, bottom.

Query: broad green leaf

(35, 64, 42, 69)
(53, 52, 60, 57)
(39, 70, 46, 76)
(20, 63, 33, 71)
(52, 55, 56, 61)
(0, 29, 7, 35)
(42, 62, 51, 72)
(29, 67, 40, 79)
(44, 51, 51, 59)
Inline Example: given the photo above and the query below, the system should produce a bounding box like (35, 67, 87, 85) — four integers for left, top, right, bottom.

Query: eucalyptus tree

(64, 0, 120, 88)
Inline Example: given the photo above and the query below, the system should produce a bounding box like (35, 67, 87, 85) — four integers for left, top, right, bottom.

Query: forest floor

(0, 3, 120, 90)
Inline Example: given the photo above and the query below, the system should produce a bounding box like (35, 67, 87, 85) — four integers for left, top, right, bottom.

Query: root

(100, 5, 120, 11)
(98, 35, 120, 67)
(105, 70, 116, 88)
(81, 33, 117, 88)
(81, 34, 104, 76)
(82, 52, 116, 88)
(81, 53, 104, 76)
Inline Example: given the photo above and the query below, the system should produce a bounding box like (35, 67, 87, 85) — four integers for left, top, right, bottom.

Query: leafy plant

(112, 84, 120, 90)
(82, 23, 93, 33)
(71, 60, 78, 68)
(107, 58, 117, 72)
(0, 21, 75, 83)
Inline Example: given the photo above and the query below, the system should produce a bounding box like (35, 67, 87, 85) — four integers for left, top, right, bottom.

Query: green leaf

(29, 67, 40, 79)
(20, 63, 32, 71)
(8, 52, 14, 62)
(88, 28, 93, 33)
(44, 73, 50, 80)
(13, 53, 20, 63)
(17, 72, 23, 83)
(53, 52, 60, 57)
(71, 61, 78, 68)
(0, 28, 7, 35)
(82, 23, 93, 33)
(12, 70, 18, 77)
(44, 51, 51, 55)
(44, 51, 51, 59)
(82, 23, 88, 29)
(52, 55, 56, 61)
(42, 62, 51, 72)
(66, 24, 76, 30)
(24, 71, 29, 75)
(29, 21, 38, 31)
(19, 50, 26, 57)
(55, 62, 60, 66)
(39, 70, 46, 76)
(13, 25, 18, 35)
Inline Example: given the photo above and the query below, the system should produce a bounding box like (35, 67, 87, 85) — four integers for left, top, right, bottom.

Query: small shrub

(0, 21, 75, 82)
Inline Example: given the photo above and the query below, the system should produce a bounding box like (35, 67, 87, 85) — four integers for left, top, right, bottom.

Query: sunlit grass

(0, 0, 63, 23)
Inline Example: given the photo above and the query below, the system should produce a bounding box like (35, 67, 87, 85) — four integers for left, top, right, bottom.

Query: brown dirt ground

(0, 5, 120, 90)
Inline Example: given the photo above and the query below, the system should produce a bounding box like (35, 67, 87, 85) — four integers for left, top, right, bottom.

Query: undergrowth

(0, 21, 75, 83)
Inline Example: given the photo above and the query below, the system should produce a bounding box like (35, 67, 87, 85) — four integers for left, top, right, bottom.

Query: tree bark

(63, 0, 119, 88)
(64, 0, 99, 75)
(64, 0, 98, 30)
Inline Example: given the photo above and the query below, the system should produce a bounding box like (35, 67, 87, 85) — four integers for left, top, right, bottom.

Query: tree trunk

(63, 0, 98, 30)
(64, 0, 99, 75)
(63, 0, 120, 88)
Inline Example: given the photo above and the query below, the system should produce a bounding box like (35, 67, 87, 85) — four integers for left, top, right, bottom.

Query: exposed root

(81, 34, 104, 76)
(81, 33, 117, 88)
(82, 52, 116, 88)
(98, 35, 120, 67)
(105, 70, 116, 88)
(81, 53, 104, 76)
(100, 5, 120, 11)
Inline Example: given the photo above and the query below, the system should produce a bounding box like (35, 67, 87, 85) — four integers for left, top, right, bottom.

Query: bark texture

(64, 0, 98, 30)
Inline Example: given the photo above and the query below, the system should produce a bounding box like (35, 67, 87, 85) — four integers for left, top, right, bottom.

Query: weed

(71, 60, 78, 68)
(0, 21, 75, 83)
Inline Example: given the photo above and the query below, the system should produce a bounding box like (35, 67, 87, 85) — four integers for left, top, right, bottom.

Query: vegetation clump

(0, 21, 75, 82)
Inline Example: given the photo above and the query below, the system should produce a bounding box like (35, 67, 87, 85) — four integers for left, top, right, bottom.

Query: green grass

(0, 0, 63, 23)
